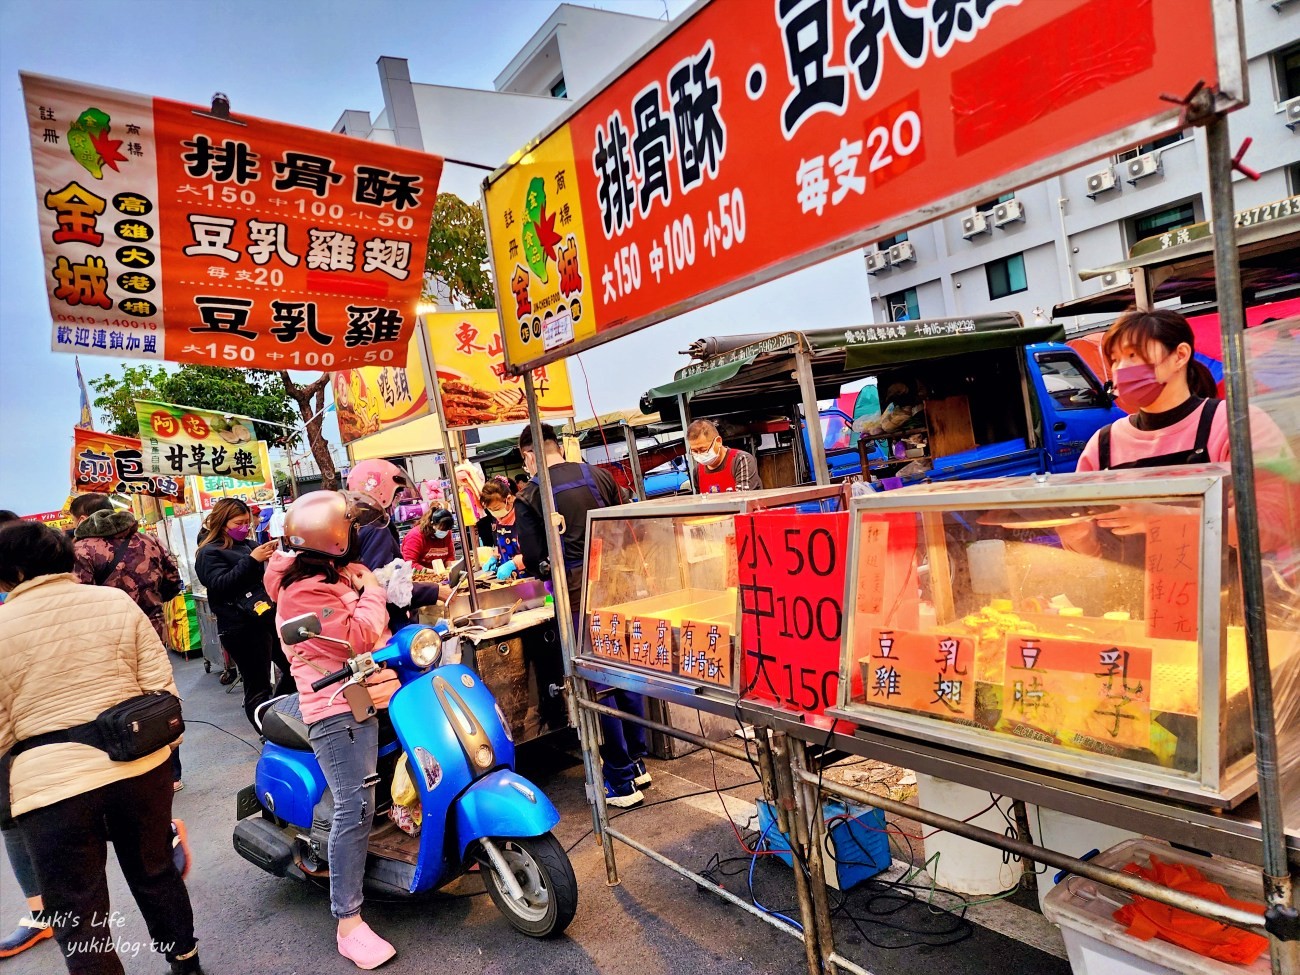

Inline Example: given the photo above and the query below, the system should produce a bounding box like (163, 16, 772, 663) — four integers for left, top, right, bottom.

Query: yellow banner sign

(135, 399, 268, 482)
(332, 328, 431, 444)
(193, 442, 276, 510)
(483, 127, 598, 374)
(426, 311, 573, 430)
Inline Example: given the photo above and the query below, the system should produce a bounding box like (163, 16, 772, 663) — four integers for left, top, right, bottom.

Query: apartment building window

(1276, 42, 1300, 102)
(885, 287, 919, 322)
(550, 76, 568, 98)
(1290, 162, 1300, 197)
(1116, 131, 1185, 162)
(973, 192, 1014, 214)
(877, 232, 908, 250)
(1130, 200, 1197, 245)
(986, 253, 1027, 299)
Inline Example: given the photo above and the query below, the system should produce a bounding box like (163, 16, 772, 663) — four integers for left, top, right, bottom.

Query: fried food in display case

(835, 468, 1300, 809)
(578, 486, 848, 693)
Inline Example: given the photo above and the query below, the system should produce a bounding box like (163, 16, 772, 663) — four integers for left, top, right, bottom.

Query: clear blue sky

(0, 0, 691, 515)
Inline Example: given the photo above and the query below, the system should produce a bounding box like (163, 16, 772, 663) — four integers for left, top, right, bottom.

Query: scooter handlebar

(311, 666, 353, 692)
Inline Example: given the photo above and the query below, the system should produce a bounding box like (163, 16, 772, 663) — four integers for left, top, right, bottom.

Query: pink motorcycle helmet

(346, 459, 411, 510)
(282, 490, 386, 557)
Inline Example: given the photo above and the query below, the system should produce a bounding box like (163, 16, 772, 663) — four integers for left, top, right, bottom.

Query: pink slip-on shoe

(337, 922, 395, 970)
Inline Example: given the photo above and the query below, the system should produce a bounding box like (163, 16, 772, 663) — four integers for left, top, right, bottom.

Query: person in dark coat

(194, 498, 293, 727)
(345, 460, 449, 629)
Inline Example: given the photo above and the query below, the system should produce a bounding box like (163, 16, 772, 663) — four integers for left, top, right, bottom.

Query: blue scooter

(233, 614, 578, 937)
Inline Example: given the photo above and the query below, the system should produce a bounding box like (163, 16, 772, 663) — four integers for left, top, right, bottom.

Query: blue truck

(641, 314, 1124, 489)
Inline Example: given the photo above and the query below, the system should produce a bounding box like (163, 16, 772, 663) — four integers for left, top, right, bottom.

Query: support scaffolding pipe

(1205, 110, 1299, 974)
(795, 766, 1267, 933)
(523, 372, 619, 887)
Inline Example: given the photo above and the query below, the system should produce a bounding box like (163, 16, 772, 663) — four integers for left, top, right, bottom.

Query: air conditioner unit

(888, 241, 916, 264)
(1085, 166, 1117, 198)
(992, 199, 1025, 227)
(960, 211, 991, 239)
(1100, 269, 1132, 289)
(864, 250, 891, 275)
(1125, 152, 1161, 184)
(1284, 96, 1300, 131)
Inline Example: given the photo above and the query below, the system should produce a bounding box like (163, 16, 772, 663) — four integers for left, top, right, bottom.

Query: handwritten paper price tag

(1003, 634, 1153, 756)
(862, 628, 976, 720)
(856, 519, 891, 615)
(586, 610, 628, 663)
(678, 619, 732, 687)
(1143, 514, 1200, 642)
(628, 615, 674, 673)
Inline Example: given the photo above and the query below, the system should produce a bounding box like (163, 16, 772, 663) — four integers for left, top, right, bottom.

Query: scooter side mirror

(280, 612, 321, 645)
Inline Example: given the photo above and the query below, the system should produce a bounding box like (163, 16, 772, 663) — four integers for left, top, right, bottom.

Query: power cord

(184, 718, 262, 753)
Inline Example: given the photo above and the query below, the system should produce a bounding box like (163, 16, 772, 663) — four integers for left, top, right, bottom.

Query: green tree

(88, 365, 168, 436)
(90, 366, 299, 443)
(425, 193, 495, 309)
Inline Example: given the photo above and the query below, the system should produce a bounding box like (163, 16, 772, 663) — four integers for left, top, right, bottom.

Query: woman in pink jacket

(262, 491, 397, 971)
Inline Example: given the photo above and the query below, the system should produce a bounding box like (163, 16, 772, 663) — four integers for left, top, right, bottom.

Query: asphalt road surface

(1, 655, 1070, 974)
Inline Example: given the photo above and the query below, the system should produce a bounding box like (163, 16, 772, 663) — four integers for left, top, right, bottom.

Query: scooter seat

(261, 694, 312, 750)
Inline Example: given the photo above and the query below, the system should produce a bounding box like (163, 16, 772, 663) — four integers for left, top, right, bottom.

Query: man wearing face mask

(686, 419, 763, 494)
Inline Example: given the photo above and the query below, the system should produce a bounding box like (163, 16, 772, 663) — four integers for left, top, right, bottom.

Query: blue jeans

(308, 711, 378, 920)
(570, 610, 649, 789)
(596, 686, 649, 790)
(3, 823, 39, 899)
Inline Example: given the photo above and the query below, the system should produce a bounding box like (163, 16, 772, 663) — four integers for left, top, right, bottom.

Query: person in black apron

(1057, 310, 1294, 771)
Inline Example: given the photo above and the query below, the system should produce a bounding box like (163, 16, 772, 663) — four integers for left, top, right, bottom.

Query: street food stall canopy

(641, 315, 1061, 420)
(346, 413, 446, 462)
(1053, 207, 1300, 319)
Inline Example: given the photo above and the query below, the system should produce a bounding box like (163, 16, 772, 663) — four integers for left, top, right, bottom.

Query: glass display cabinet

(832, 468, 1300, 808)
(578, 485, 845, 694)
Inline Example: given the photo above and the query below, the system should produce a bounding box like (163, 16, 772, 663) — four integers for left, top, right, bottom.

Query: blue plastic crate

(756, 798, 890, 890)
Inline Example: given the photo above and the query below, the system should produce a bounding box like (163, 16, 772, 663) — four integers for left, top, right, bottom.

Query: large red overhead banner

(483, 0, 1242, 370)
(23, 73, 443, 371)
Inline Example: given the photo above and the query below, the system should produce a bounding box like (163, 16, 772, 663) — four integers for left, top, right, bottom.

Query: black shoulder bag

(0, 691, 183, 826)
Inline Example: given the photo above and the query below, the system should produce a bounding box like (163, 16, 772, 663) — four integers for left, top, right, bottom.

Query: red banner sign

(485, 0, 1233, 369)
(71, 428, 185, 502)
(23, 73, 443, 371)
(738, 511, 850, 717)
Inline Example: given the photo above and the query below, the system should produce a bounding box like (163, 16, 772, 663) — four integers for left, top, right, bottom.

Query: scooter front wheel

(479, 832, 577, 938)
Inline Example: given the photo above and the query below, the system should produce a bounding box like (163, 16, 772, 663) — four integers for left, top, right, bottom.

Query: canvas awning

(346, 414, 446, 462)
(641, 314, 1060, 419)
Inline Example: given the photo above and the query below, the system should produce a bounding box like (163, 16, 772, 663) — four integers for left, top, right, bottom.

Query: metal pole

(1205, 112, 1299, 972)
(789, 738, 841, 975)
(795, 347, 830, 487)
(769, 733, 826, 975)
(524, 370, 619, 886)
(677, 393, 698, 494)
(794, 766, 1268, 932)
(421, 317, 479, 616)
(603, 827, 805, 940)
(621, 421, 647, 501)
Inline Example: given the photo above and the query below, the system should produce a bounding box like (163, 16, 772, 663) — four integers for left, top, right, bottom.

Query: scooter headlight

(409, 627, 443, 669)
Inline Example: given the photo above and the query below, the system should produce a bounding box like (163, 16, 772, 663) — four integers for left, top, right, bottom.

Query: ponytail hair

(1101, 308, 1218, 400)
(1187, 359, 1218, 399)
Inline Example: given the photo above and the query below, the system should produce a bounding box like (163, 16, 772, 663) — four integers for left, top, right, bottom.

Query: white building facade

(331, 3, 875, 416)
(862, 1, 1300, 334)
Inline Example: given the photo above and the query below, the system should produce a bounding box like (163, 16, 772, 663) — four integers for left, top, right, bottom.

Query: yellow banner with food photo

(134, 398, 269, 482)
(331, 328, 432, 444)
(424, 311, 573, 431)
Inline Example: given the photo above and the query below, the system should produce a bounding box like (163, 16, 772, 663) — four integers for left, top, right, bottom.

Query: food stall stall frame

(642, 314, 1062, 489)
(481, 0, 1296, 970)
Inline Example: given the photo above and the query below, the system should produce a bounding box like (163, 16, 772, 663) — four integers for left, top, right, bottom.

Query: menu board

(586, 610, 733, 689)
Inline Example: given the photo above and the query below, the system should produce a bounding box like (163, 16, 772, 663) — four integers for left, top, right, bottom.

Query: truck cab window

(1035, 352, 1107, 410)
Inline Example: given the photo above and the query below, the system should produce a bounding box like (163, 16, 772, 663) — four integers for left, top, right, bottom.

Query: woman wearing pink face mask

(1063, 308, 1290, 554)
(195, 498, 294, 727)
